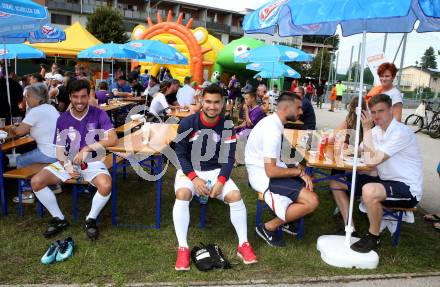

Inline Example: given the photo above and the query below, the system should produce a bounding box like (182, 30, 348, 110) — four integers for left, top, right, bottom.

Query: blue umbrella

(79, 42, 142, 82)
(123, 40, 188, 64)
(235, 44, 312, 63)
(243, 0, 440, 268)
(243, 0, 440, 36)
(0, 44, 44, 59)
(247, 62, 301, 78)
(0, 0, 48, 37)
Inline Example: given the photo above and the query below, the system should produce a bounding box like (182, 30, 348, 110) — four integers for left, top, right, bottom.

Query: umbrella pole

(101, 58, 103, 82)
(111, 59, 114, 85)
(344, 30, 367, 247)
(3, 42, 12, 125)
(14, 58, 17, 75)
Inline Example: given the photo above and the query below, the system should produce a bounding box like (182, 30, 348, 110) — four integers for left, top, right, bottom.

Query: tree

(302, 35, 340, 50)
(421, 46, 437, 69)
(86, 6, 128, 44)
(347, 61, 374, 85)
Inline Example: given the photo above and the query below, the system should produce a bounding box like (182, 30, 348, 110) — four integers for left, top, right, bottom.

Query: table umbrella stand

(316, 31, 379, 269)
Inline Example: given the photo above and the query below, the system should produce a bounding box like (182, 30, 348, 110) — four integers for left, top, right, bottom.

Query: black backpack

(191, 243, 231, 271)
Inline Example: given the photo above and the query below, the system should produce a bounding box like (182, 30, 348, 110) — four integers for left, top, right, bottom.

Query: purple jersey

(95, 90, 109, 105)
(54, 105, 113, 156)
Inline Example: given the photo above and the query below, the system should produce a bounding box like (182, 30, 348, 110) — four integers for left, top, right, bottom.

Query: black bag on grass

(191, 243, 231, 271)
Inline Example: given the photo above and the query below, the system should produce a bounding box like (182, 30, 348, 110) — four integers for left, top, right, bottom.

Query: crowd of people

(0, 60, 428, 271)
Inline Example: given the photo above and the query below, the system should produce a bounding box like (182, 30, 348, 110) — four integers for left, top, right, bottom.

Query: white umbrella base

(317, 235, 379, 269)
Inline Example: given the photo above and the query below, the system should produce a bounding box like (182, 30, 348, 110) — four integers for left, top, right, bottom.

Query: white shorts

(247, 165, 292, 222)
(174, 169, 239, 202)
(44, 161, 110, 185)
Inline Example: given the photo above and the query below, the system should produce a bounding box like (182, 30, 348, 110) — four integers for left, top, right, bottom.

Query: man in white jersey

(245, 92, 319, 247)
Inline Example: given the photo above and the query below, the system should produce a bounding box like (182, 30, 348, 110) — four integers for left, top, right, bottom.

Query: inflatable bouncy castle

(131, 10, 224, 85)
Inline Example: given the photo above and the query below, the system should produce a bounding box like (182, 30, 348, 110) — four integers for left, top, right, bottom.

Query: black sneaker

(43, 217, 69, 238)
(350, 233, 380, 253)
(281, 223, 298, 236)
(255, 225, 286, 247)
(85, 218, 99, 240)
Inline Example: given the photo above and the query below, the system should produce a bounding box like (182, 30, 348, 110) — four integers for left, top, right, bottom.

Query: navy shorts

(354, 174, 418, 208)
(268, 177, 304, 203)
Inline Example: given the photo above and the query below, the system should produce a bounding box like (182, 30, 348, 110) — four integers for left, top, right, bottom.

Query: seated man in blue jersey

(110, 75, 132, 97)
(173, 84, 257, 271)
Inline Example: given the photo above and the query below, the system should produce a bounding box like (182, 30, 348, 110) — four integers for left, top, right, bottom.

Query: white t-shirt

(176, 84, 195, 107)
(382, 87, 403, 106)
(143, 84, 160, 97)
(245, 113, 287, 169)
(149, 92, 170, 115)
(22, 104, 59, 158)
(370, 119, 423, 200)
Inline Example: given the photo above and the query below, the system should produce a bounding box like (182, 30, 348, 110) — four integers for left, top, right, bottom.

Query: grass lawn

(0, 165, 439, 285)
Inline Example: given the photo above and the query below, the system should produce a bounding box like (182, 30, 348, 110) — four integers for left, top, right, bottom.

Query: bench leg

(122, 159, 127, 180)
(17, 180, 24, 217)
(111, 153, 118, 226)
(392, 211, 404, 247)
(73, 185, 78, 223)
(37, 199, 43, 218)
(256, 199, 262, 227)
(200, 203, 206, 229)
(0, 149, 8, 215)
(297, 217, 304, 240)
(155, 156, 162, 229)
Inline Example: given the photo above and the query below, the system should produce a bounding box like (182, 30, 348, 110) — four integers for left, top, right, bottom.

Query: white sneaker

(13, 191, 35, 204)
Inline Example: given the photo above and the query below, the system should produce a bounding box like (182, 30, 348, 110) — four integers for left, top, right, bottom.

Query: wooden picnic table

(100, 101, 132, 112)
(2, 136, 35, 152)
(121, 96, 145, 103)
(106, 123, 178, 228)
(114, 120, 143, 134)
(168, 109, 193, 119)
(283, 129, 371, 172)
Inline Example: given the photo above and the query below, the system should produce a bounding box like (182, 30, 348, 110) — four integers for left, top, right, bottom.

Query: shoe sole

(281, 228, 298, 236)
(175, 266, 190, 271)
(236, 252, 257, 264)
(43, 225, 69, 238)
(255, 227, 284, 248)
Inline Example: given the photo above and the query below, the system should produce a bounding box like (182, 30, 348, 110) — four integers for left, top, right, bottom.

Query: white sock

(230, 199, 248, 246)
(87, 192, 111, 220)
(173, 199, 190, 248)
(33, 187, 64, 220)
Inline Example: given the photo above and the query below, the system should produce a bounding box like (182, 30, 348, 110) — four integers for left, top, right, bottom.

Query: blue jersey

(175, 112, 236, 184)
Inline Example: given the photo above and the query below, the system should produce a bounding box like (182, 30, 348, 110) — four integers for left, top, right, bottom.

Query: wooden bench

(3, 154, 125, 218)
(383, 207, 417, 246)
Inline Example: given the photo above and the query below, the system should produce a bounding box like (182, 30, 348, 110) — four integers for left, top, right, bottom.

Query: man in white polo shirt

(245, 92, 319, 247)
(176, 76, 195, 107)
(350, 93, 423, 253)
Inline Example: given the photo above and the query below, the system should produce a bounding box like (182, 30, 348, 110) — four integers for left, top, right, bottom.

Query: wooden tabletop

(121, 97, 145, 103)
(107, 124, 178, 154)
(168, 109, 193, 118)
(283, 129, 371, 172)
(1, 136, 35, 152)
(115, 120, 143, 134)
(100, 101, 132, 112)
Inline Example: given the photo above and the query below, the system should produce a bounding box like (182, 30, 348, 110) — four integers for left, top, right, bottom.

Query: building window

(51, 13, 71, 25)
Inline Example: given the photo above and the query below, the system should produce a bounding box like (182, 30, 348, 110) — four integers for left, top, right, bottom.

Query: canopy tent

(30, 22, 101, 57)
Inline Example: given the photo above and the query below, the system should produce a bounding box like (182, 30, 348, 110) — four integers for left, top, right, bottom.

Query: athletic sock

(33, 186, 64, 220)
(86, 192, 111, 220)
(229, 199, 248, 246)
(173, 199, 190, 248)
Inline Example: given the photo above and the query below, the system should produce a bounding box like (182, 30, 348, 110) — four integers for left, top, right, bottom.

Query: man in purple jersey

(31, 79, 118, 240)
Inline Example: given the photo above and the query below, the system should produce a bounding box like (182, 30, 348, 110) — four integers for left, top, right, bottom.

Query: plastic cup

(12, 117, 22, 127)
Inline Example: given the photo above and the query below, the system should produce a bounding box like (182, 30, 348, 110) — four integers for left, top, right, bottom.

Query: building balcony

(230, 26, 243, 35)
(205, 21, 230, 34)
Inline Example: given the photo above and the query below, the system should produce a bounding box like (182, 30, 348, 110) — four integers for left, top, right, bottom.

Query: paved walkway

(314, 103, 440, 213)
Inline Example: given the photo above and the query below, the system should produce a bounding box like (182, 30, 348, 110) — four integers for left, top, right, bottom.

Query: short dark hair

(368, 93, 392, 109)
(118, 75, 127, 81)
(98, 81, 108, 90)
(245, 90, 256, 98)
(277, 91, 301, 104)
(68, 79, 90, 95)
(273, 84, 278, 88)
(31, 73, 44, 82)
(202, 83, 223, 97)
(144, 69, 148, 74)
(171, 79, 180, 86)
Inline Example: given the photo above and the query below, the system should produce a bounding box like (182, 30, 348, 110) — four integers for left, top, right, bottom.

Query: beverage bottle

(199, 180, 211, 204)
